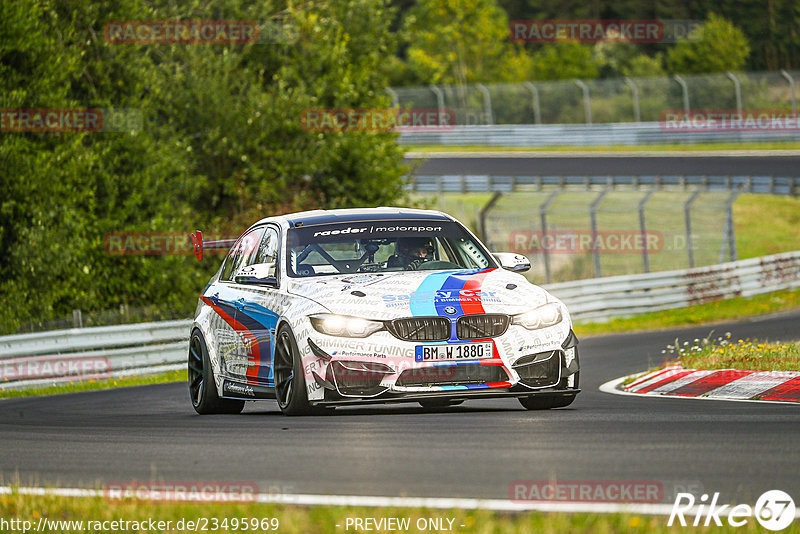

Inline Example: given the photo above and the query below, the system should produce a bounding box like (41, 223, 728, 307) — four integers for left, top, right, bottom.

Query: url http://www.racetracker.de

(0, 516, 280, 533)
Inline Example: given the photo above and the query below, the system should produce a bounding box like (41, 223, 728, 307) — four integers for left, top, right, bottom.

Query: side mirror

(493, 252, 531, 273)
(234, 263, 278, 287)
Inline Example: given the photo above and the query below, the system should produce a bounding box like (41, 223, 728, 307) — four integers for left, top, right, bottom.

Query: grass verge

(405, 141, 800, 153)
(573, 288, 800, 337)
(1, 492, 794, 533)
(0, 369, 185, 400)
(663, 332, 800, 372)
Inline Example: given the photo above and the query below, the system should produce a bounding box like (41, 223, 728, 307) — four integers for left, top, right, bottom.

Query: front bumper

(311, 387, 581, 407)
(305, 331, 580, 404)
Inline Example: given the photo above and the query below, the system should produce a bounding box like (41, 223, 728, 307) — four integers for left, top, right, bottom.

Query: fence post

(638, 190, 656, 273)
(523, 82, 542, 125)
(719, 189, 740, 263)
(539, 191, 560, 283)
(624, 77, 641, 122)
(590, 190, 608, 278)
(780, 70, 796, 115)
(574, 80, 592, 124)
(72, 309, 83, 329)
(385, 87, 399, 108)
(726, 72, 742, 115)
(684, 190, 701, 268)
(673, 75, 690, 114)
(429, 85, 445, 122)
(475, 83, 494, 125)
(478, 192, 503, 247)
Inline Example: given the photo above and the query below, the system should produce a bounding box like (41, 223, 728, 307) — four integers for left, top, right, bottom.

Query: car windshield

(286, 220, 495, 277)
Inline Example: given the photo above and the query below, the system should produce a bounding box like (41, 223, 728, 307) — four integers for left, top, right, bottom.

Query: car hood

(285, 268, 551, 320)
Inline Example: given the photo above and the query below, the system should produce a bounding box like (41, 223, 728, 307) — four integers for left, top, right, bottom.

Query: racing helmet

(395, 237, 434, 261)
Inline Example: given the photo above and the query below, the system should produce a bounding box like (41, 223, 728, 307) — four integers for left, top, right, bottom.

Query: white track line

(599, 376, 799, 406)
(4, 485, 798, 519)
(0, 485, 699, 516)
(405, 150, 800, 158)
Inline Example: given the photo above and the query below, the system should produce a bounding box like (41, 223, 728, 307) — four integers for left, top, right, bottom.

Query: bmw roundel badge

(444, 306, 457, 315)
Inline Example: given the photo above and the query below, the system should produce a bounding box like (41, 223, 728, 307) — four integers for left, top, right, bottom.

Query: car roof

(251, 207, 455, 229)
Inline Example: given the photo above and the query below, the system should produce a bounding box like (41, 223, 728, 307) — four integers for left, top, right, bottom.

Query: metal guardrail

(550, 251, 800, 322)
(406, 174, 800, 196)
(0, 320, 192, 390)
(1, 251, 798, 389)
(398, 123, 800, 146)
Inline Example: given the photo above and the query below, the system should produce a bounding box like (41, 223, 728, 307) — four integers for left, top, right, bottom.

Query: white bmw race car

(188, 208, 580, 415)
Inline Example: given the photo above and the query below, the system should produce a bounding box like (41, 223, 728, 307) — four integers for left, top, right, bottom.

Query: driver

(387, 237, 434, 269)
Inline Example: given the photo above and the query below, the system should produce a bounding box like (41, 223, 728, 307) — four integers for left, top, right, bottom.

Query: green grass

(0, 369, 185, 399)
(734, 195, 800, 259)
(406, 141, 800, 152)
(412, 192, 800, 284)
(575, 288, 800, 337)
(665, 333, 800, 372)
(1, 492, 796, 533)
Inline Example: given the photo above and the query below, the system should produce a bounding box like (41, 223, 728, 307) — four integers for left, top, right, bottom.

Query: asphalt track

(405, 153, 800, 177)
(1, 311, 798, 504)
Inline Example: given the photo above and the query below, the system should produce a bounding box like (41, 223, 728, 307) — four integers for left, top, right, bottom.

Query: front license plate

(415, 342, 493, 362)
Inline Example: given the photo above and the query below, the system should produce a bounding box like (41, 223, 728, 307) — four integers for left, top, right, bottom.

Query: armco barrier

(397, 123, 800, 146)
(405, 175, 800, 196)
(0, 320, 192, 390)
(548, 251, 800, 321)
(1, 251, 798, 389)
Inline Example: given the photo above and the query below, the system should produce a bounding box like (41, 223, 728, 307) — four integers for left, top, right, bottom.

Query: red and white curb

(601, 364, 800, 404)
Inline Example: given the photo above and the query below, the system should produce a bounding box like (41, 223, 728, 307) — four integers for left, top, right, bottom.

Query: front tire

(273, 325, 315, 416)
(189, 331, 245, 415)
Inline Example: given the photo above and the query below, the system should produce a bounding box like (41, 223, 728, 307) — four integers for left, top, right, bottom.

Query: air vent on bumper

(326, 361, 393, 397)
(395, 364, 506, 387)
(512, 350, 562, 389)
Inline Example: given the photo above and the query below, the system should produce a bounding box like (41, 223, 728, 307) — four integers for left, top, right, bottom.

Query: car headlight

(512, 303, 563, 330)
(310, 314, 385, 338)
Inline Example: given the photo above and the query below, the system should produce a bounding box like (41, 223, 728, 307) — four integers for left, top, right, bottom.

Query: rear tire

(273, 325, 315, 416)
(189, 331, 245, 415)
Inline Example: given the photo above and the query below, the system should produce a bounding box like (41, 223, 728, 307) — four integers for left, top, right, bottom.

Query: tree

(665, 14, 750, 74)
(530, 42, 598, 81)
(402, 0, 532, 85)
(0, 0, 408, 333)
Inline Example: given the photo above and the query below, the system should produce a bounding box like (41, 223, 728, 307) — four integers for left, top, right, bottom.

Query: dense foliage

(0, 0, 406, 333)
(1, 0, 792, 332)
